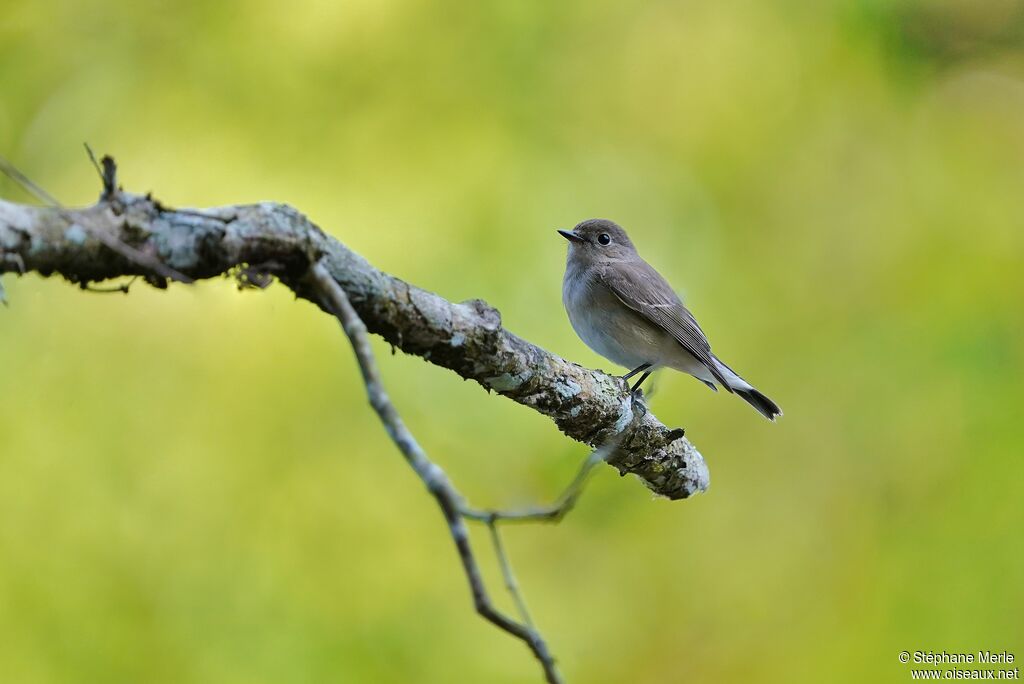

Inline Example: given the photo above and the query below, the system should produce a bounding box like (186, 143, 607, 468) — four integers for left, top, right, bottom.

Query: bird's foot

(666, 427, 686, 442)
(628, 389, 648, 417)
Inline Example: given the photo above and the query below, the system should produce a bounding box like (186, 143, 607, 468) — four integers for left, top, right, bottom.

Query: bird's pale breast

(563, 265, 673, 370)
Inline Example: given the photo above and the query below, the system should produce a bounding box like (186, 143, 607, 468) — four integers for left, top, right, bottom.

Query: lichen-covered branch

(0, 179, 709, 499)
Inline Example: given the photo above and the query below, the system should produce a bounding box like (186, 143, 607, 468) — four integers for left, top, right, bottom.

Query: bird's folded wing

(599, 261, 732, 391)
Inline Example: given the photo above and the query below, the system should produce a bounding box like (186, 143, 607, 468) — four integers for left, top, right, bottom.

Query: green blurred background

(2, 0, 1022, 682)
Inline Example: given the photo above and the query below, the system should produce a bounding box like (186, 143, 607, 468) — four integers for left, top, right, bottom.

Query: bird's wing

(599, 260, 732, 391)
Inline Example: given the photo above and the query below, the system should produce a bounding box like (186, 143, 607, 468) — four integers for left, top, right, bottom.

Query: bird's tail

(735, 387, 783, 421)
(712, 355, 783, 421)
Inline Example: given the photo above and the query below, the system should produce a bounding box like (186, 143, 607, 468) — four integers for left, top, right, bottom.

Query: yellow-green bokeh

(2, 1, 1022, 682)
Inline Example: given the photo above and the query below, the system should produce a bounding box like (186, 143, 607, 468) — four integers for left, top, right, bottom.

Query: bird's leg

(622, 363, 651, 382)
(629, 370, 653, 394)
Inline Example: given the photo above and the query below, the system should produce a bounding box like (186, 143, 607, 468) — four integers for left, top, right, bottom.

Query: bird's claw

(628, 390, 648, 417)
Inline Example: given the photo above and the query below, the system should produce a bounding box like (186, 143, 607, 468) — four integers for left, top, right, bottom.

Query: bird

(559, 218, 782, 421)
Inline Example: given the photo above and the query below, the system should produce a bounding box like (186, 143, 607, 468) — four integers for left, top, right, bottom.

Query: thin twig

(461, 447, 609, 524)
(84, 143, 105, 186)
(309, 260, 563, 684)
(466, 437, 622, 643)
(487, 520, 535, 628)
(81, 276, 138, 294)
(0, 155, 62, 206)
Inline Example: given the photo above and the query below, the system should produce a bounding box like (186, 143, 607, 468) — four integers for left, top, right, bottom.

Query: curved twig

(310, 261, 563, 683)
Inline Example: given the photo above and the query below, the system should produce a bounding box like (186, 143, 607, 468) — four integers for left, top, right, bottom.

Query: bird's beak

(557, 229, 583, 243)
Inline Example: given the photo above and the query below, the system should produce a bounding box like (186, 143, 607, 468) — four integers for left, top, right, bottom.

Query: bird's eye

(597, 233, 611, 245)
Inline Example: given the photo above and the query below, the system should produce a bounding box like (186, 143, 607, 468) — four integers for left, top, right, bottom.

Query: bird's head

(558, 218, 637, 266)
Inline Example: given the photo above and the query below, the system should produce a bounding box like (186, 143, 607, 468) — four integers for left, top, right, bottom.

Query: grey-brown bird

(559, 218, 782, 420)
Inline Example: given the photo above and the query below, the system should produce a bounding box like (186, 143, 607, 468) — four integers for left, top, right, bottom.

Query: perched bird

(559, 218, 782, 421)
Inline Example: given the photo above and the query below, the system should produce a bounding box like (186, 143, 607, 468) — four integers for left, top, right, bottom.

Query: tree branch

(0, 169, 709, 499)
(1, 158, 714, 681)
